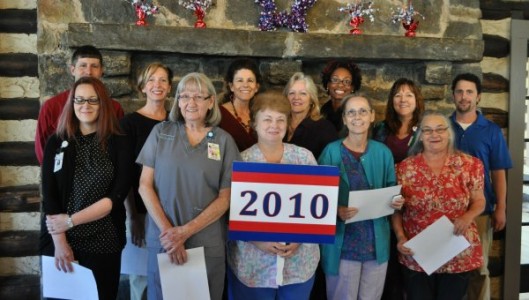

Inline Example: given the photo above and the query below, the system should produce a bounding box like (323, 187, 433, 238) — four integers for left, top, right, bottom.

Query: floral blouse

(396, 152, 484, 273)
(227, 143, 320, 288)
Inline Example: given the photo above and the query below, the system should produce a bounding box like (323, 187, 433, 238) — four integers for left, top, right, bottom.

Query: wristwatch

(66, 216, 74, 229)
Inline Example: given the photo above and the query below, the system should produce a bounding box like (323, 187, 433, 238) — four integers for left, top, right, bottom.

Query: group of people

(37, 45, 512, 300)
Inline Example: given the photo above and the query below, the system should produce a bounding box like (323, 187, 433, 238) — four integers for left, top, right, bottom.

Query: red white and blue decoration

(179, 0, 211, 28)
(126, 0, 159, 26)
(229, 161, 339, 244)
(255, 0, 317, 32)
(339, 1, 376, 35)
(391, 0, 424, 37)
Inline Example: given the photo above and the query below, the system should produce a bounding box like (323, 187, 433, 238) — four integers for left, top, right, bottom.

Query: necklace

(231, 100, 250, 131)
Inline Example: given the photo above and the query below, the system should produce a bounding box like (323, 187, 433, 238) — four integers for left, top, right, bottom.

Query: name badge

(54, 152, 64, 172)
(207, 142, 221, 161)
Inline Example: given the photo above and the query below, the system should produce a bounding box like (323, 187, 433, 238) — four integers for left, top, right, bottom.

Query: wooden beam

(483, 34, 510, 58)
(0, 54, 38, 77)
(0, 142, 39, 166)
(0, 184, 40, 213)
(0, 98, 39, 120)
(0, 231, 39, 257)
(0, 9, 37, 34)
(483, 72, 509, 93)
(481, 0, 529, 20)
(0, 275, 40, 300)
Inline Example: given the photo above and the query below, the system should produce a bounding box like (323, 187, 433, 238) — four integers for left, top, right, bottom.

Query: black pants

(75, 251, 122, 300)
(402, 267, 471, 300)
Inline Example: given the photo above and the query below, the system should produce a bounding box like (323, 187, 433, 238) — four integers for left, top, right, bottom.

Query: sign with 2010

(229, 161, 339, 244)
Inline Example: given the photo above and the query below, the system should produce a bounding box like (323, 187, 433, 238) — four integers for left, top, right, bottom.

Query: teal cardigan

(318, 139, 396, 275)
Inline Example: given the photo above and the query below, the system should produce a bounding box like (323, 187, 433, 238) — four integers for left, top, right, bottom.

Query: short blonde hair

(250, 90, 291, 130)
(283, 72, 321, 121)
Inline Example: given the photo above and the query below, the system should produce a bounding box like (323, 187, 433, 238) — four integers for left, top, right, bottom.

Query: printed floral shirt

(396, 152, 484, 273)
(227, 143, 320, 288)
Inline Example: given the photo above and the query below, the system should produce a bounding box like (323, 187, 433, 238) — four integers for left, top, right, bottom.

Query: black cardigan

(39, 133, 133, 254)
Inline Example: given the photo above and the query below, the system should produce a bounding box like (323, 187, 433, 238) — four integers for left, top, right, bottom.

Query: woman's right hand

(338, 206, 358, 222)
(396, 236, 414, 256)
(251, 241, 288, 255)
(53, 234, 74, 272)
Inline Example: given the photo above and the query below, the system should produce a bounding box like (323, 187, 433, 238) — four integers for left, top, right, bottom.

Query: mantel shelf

(67, 23, 483, 62)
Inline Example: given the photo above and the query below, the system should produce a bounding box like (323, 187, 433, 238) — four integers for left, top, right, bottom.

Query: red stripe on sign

(232, 172, 339, 186)
(229, 221, 336, 235)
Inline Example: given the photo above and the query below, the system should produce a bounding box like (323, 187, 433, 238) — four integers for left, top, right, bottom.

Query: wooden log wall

(479, 1, 529, 299)
(0, 1, 41, 299)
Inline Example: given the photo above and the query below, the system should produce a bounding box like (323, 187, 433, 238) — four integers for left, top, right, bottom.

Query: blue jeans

(227, 266, 315, 300)
(402, 267, 471, 300)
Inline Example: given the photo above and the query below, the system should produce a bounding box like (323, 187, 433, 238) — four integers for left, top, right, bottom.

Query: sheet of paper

(404, 215, 471, 275)
(157, 247, 210, 300)
(276, 255, 285, 286)
(120, 235, 148, 276)
(345, 185, 402, 223)
(42, 255, 99, 300)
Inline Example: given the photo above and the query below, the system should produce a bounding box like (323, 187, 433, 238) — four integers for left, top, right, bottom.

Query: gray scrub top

(137, 121, 241, 257)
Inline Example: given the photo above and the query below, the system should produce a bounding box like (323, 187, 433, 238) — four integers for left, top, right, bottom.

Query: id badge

(207, 142, 221, 161)
(54, 152, 64, 172)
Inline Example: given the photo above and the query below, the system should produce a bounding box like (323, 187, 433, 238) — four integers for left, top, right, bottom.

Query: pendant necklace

(231, 100, 250, 131)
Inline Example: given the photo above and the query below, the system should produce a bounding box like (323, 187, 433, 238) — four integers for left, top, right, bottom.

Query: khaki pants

(467, 215, 492, 300)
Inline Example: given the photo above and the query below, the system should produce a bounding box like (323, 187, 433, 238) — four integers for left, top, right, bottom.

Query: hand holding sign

(229, 162, 339, 244)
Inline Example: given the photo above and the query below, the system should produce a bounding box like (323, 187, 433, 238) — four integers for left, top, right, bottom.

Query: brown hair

(384, 78, 424, 135)
(250, 90, 292, 130)
(56, 77, 121, 149)
(137, 62, 173, 98)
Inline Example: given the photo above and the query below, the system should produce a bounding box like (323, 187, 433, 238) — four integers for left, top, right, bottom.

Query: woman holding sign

(227, 91, 319, 300)
(318, 93, 403, 300)
(137, 73, 240, 300)
(393, 111, 485, 300)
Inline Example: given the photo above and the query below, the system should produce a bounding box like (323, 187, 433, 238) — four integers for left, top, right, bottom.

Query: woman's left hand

(453, 214, 473, 236)
(276, 243, 300, 258)
(46, 214, 70, 235)
(390, 196, 404, 210)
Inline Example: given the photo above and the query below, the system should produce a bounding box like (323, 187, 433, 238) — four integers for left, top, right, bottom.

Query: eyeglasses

(73, 97, 100, 105)
(330, 77, 353, 86)
(421, 127, 449, 135)
(178, 94, 211, 103)
(344, 108, 371, 118)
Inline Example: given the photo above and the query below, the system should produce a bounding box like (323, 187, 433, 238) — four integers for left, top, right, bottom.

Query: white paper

(157, 247, 210, 300)
(120, 235, 148, 276)
(42, 255, 99, 300)
(404, 215, 471, 275)
(275, 242, 286, 286)
(345, 185, 402, 223)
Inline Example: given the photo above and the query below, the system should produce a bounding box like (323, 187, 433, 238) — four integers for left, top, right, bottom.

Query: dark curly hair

(222, 58, 262, 103)
(321, 60, 362, 92)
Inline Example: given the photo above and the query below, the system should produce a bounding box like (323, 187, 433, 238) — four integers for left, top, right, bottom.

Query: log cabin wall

(0, 0, 41, 299)
(0, 0, 527, 299)
(479, 1, 529, 299)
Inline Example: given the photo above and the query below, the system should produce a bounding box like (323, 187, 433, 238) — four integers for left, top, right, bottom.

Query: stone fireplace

(39, 22, 485, 120)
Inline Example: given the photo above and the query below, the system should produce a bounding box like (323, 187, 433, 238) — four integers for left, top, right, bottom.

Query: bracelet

(66, 216, 75, 229)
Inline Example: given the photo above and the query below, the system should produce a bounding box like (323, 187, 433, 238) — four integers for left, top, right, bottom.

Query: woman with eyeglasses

(320, 60, 362, 133)
(40, 77, 133, 300)
(393, 111, 485, 300)
(119, 62, 173, 300)
(220, 58, 262, 151)
(136, 72, 240, 300)
(318, 94, 403, 300)
(372, 78, 424, 300)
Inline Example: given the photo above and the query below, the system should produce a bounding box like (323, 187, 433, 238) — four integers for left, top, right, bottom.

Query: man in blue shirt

(449, 73, 512, 300)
